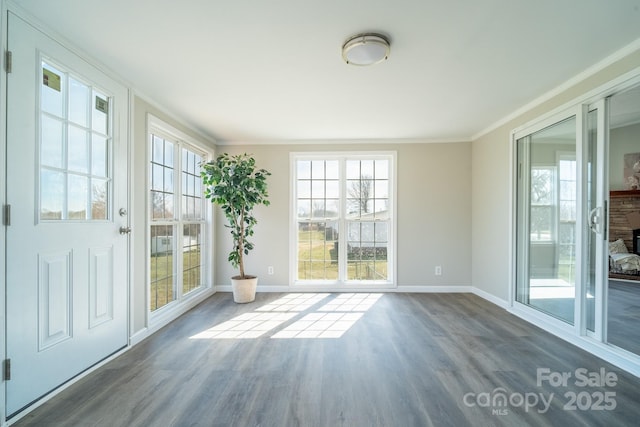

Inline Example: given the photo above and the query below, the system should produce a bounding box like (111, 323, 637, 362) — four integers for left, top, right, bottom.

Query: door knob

(119, 226, 132, 235)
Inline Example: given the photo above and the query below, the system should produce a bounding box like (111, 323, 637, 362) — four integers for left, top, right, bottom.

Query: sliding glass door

(606, 85, 640, 355)
(516, 114, 579, 324)
(514, 79, 640, 376)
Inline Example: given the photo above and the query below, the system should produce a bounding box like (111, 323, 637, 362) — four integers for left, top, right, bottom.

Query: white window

(557, 155, 577, 283)
(291, 153, 396, 286)
(148, 115, 212, 312)
(530, 166, 555, 242)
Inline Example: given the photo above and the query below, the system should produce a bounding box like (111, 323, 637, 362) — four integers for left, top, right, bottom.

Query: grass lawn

(297, 229, 387, 281)
(150, 248, 202, 311)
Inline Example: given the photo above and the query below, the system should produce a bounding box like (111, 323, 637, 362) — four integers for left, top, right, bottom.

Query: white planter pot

(231, 276, 258, 303)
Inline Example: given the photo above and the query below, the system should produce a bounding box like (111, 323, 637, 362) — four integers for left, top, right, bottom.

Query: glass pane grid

(150, 136, 175, 221)
(150, 224, 176, 311)
(297, 160, 340, 219)
(40, 60, 111, 221)
(297, 221, 338, 280)
(295, 156, 392, 283)
(150, 141, 207, 312)
(347, 221, 388, 281)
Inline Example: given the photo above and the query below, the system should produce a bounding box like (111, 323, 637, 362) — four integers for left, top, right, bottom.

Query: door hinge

(3, 204, 10, 226)
(5, 50, 12, 73)
(4, 359, 11, 381)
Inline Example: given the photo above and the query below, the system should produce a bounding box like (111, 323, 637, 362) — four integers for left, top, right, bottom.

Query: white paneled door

(6, 13, 129, 416)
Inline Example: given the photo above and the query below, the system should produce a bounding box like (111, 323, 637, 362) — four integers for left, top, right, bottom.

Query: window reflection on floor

(189, 293, 383, 340)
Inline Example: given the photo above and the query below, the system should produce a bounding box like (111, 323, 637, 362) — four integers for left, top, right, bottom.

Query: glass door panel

(606, 85, 640, 355)
(516, 116, 577, 324)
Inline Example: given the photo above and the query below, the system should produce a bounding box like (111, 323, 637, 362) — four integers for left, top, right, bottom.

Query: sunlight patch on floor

(255, 293, 330, 312)
(190, 312, 298, 339)
(272, 293, 382, 339)
(272, 312, 364, 339)
(317, 293, 382, 312)
(189, 293, 382, 340)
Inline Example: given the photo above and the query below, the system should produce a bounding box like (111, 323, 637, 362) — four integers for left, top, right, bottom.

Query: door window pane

(41, 63, 65, 117)
(68, 126, 88, 173)
(68, 174, 88, 220)
(41, 170, 64, 220)
(92, 90, 109, 135)
(39, 60, 111, 221)
(68, 77, 89, 127)
(92, 135, 108, 177)
(41, 115, 64, 168)
(91, 178, 108, 220)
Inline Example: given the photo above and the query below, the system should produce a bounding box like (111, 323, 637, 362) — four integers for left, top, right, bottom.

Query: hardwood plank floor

(14, 292, 640, 427)
(608, 280, 640, 355)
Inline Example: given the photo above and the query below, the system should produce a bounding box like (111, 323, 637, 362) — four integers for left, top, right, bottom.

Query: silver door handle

(588, 207, 601, 234)
(119, 226, 132, 235)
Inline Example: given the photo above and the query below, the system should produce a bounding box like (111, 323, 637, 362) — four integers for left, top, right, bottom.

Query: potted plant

(201, 153, 271, 303)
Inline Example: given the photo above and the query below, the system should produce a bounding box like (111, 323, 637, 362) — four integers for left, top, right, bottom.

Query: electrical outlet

(435, 266, 442, 276)
(268, 266, 274, 275)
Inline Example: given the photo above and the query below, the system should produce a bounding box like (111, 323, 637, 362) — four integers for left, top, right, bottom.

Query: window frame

(289, 151, 397, 289)
(147, 114, 213, 319)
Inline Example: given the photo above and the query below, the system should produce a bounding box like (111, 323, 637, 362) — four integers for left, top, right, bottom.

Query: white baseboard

(131, 287, 216, 346)
(471, 287, 510, 309)
(129, 327, 149, 347)
(395, 285, 471, 293)
(217, 284, 475, 293)
(215, 285, 291, 293)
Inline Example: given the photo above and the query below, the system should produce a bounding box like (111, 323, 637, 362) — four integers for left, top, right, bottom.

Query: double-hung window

(292, 152, 396, 286)
(148, 115, 211, 312)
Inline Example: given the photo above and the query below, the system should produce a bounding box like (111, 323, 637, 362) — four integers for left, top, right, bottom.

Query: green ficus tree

(201, 153, 271, 279)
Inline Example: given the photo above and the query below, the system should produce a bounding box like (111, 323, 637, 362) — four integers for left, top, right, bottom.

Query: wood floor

(14, 292, 640, 427)
(608, 280, 640, 355)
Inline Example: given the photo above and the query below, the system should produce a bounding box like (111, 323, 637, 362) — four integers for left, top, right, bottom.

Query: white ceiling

(13, 0, 640, 144)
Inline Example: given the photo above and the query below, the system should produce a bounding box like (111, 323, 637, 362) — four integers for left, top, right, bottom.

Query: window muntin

(40, 60, 111, 220)
(294, 154, 394, 285)
(149, 125, 208, 312)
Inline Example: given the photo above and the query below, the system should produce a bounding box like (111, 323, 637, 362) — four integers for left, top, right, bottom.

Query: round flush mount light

(342, 33, 390, 66)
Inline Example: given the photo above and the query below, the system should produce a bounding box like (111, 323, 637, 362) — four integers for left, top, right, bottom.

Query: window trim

(289, 151, 397, 290)
(146, 114, 213, 322)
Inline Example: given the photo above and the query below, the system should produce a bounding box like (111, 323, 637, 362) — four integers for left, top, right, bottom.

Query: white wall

(213, 142, 472, 289)
(471, 49, 640, 302)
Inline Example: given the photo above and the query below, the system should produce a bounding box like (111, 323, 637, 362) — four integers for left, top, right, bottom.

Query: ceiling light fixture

(342, 33, 390, 66)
